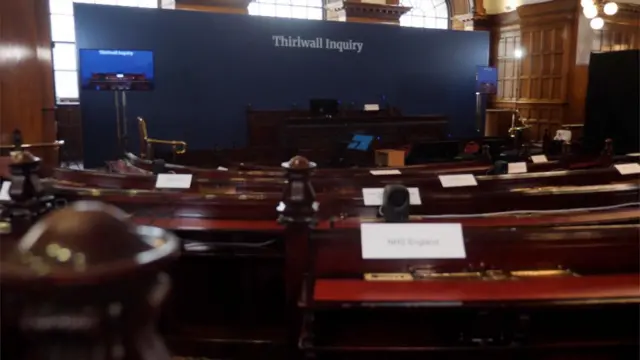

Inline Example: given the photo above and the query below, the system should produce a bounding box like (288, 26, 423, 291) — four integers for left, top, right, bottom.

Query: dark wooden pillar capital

(326, 0, 412, 25)
(453, 11, 491, 31)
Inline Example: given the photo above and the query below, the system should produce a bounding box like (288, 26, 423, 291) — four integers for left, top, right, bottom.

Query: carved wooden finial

(278, 156, 317, 224)
(481, 144, 491, 161)
(0, 201, 179, 360)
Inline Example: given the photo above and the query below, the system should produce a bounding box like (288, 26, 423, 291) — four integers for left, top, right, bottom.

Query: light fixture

(590, 17, 605, 30)
(514, 48, 523, 59)
(603, 2, 618, 15)
(583, 5, 598, 19)
(581, 0, 618, 29)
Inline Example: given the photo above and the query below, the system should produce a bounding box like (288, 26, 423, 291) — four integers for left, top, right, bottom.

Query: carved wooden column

(326, 0, 411, 25)
(175, 0, 253, 15)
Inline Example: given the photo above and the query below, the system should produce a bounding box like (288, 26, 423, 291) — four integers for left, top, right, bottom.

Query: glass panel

(50, 0, 74, 14)
(399, 16, 411, 27)
(50, 14, 76, 42)
(259, 3, 276, 16)
(291, 6, 307, 18)
(275, 0, 291, 4)
(54, 70, 79, 99)
(436, 17, 448, 29)
(137, 0, 158, 7)
(423, 16, 436, 28)
(247, 2, 260, 15)
(290, 0, 306, 6)
(94, 0, 117, 5)
(116, 0, 137, 6)
(435, 2, 448, 17)
(275, 4, 291, 17)
(307, 7, 322, 19)
(306, 0, 322, 7)
(52, 42, 77, 71)
(421, 3, 436, 16)
(74, 0, 95, 3)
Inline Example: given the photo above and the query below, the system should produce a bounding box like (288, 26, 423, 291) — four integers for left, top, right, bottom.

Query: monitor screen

(476, 66, 497, 94)
(79, 49, 155, 91)
(347, 134, 374, 151)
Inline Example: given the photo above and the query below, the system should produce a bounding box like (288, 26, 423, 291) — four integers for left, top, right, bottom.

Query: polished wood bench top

(313, 274, 640, 304)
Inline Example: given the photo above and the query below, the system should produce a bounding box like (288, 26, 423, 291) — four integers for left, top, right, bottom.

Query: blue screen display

(476, 66, 497, 94)
(78, 49, 155, 91)
(347, 134, 374, 151)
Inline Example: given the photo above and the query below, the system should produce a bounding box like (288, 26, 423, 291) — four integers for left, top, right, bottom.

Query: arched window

(399, 0, 449, 29)
(248, 0, 323, 20)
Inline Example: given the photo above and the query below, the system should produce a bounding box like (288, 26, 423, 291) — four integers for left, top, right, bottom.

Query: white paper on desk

(217, 166, 228, 171)
(0, 181, 11, 201)
(508, 162, 527, 174)
(361, 223, 466, 259)
(364, 104, 380, 111)
(362, 187, 421, 206)
(615, 163, 640, 175)
(370, 169, 402, 175)
(438, 174, 477, 188)
(530, 155, 548, 163)
(155, 174, 193, 189)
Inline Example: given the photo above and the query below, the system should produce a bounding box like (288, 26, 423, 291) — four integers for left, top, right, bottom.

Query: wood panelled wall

(490, 0, 640, 141)
(0, 0, 56, 157)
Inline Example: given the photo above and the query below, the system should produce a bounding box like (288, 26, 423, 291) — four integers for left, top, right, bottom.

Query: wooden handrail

(0, 140, 65, 150)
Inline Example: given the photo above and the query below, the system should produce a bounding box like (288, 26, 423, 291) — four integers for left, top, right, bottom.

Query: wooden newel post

(278, 156, 318, 352)
(0, 201, 180, 360)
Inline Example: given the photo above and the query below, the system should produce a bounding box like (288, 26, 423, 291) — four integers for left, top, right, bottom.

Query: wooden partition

(0, 0, 57, 166)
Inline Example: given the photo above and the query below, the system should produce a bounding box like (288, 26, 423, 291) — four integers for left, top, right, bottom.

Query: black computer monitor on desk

(310, 99, 339, 117)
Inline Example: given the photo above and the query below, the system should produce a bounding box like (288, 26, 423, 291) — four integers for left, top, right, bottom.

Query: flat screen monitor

(310, 99, 339, 116)
(476, 66, 497, 94)
(347, 134, 373, 151)
(79, 49, 155, 91)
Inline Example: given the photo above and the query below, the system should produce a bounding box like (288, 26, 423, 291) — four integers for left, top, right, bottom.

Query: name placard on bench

(508, 162, 527, 174)
(615, 163, 640, 175)
(370, 169, 402, 176)
(362, 187, 421, 206)
(155, 174, 193, 189)
(530, 155, 548, 163)
(361, 223, 466, 259)
(0, 181, 11, 201)
(438, 174, 477, 188)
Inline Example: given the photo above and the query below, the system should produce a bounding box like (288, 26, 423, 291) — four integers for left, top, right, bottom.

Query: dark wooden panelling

(0, 0, 56, 164)
(56, 104, 83, 162)
(489, 0, 578, 141)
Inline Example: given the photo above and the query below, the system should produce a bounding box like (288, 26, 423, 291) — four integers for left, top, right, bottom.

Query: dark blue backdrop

(74, 4, 489, 167)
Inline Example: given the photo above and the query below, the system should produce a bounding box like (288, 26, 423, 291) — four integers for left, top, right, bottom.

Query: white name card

(370, 169, 402, 176)
(438, 174, 477, 188)
(217, 166, 228, 171)
(155, 174, 193, 189)
(530, 154, 548, 163)
(615, 163, 640, 175)
(361, 223, 466, 259)
(0, 181, 11, 201)
(362, 187, 422, 206)
(508, 162, 528, 174)
(364, 104, 380, 111)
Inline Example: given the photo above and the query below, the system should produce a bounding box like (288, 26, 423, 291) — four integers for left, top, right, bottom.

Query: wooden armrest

(313, 274, 640, 304)
(0, 140, 65, 150)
